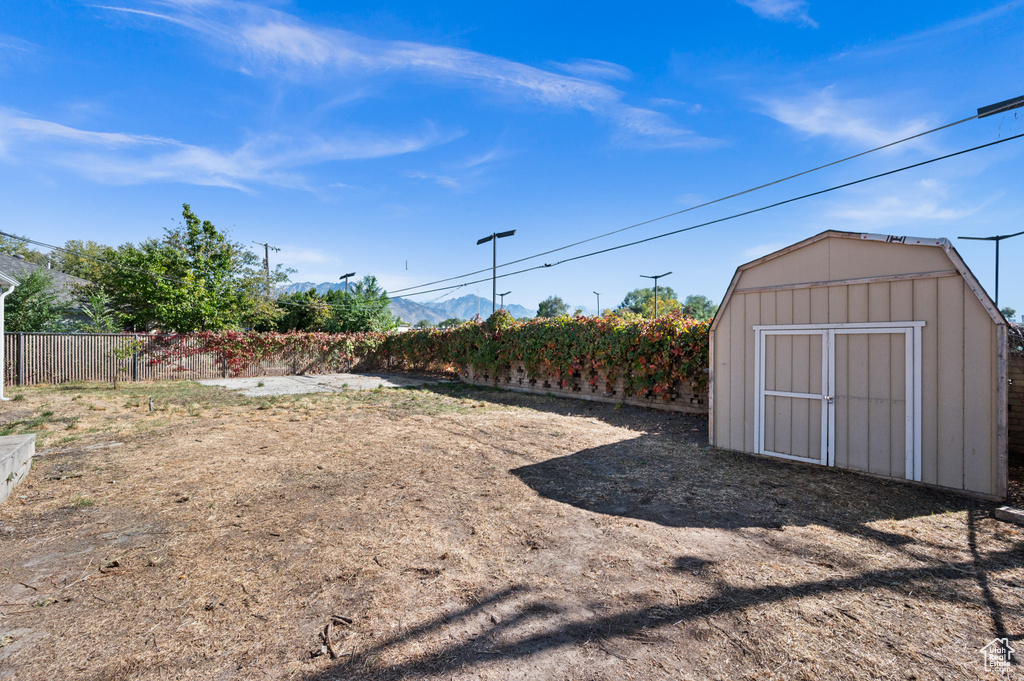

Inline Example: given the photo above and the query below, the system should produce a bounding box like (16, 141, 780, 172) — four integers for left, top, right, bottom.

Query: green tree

(95, 204, 284, 331)
(438, 318, 464, 329)
(76, 289, 121, 333)
(54, 240, 115, 281)
(414, 319, 434, 329)
(681, 294, 718, 321)
(0, 233, 48, 266)
(268, 289, 331, 332)
(1000, 306, 1016, 320)
(620, 286, 677, 314)
(536, 295, 570, 318)
(641, 296, 682, 317)
(5, 270, 65, 331)
(323, 275, 398, 333)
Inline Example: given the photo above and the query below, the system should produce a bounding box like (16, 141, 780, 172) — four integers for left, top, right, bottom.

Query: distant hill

(278, 283, 540, 324)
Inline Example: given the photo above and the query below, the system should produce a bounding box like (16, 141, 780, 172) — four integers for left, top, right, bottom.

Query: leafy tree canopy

(5, 269, 65, 332)
(619, 286, 677, 314)
(94, 203, 285, 332)
(641, 296, 682, 317)
(1001, 306, 1017, 319)
(414, 319, 434, 328)
(438, 318, 464, 329)
(681, 294, 718, 321)
(0, 234, 49, 266)
(536, 295, 570, 318)
(54, 240, 116, 282)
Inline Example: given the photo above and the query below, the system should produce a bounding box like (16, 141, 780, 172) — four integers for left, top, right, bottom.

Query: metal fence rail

(2, 333, 295, 386)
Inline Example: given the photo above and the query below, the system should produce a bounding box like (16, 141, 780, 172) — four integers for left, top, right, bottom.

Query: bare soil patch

(0, 380, 1021, 680)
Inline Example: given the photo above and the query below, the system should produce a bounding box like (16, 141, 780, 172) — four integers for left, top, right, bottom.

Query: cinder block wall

(1010, 351, 1024, 464)
(460, 362, 708, 415)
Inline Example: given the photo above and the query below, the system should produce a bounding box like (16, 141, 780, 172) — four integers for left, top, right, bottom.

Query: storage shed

(709, 230, 1008, 500)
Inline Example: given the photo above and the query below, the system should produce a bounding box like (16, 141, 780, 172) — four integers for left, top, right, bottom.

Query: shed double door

(754, 323, 923, 481)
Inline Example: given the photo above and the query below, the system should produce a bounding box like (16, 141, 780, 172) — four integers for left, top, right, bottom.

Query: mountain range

(280, 282, 545, 324)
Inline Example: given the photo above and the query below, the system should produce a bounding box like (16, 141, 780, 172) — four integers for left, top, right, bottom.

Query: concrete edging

(0, 434, 36, 504)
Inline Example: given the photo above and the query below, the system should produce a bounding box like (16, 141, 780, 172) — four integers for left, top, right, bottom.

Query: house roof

(0, 253, 92, 305)
(710, 230, 1005, 333)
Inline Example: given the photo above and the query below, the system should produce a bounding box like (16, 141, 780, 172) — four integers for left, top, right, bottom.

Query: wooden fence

(2, 333, 295, 386)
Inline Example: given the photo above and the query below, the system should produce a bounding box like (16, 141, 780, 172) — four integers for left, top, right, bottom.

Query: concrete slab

(0, 434, 36, 504)
(994, 506, 1024, 526)
(197, 373, 445, 397)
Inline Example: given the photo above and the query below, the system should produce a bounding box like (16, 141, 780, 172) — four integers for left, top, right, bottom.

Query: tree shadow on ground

(302, 537, 1023, 681)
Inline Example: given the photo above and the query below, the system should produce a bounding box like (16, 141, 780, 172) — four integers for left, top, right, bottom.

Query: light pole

(477, 230, 516, 314)
(498, 291, 511, 310)
(640, 272, 672, 318)
(957, 231, 1024, 308)
(594, 291, 601, 317)
(340, 272, 356, 292)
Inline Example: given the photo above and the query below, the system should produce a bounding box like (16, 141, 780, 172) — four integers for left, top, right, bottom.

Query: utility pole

(640, 272, 672, 319)
(498, 291, 511, 310)
(958, 231, 1024, 308)
(252, 241, 280, 296)
(593, 291, 601, 317)
(476, 230, 516, 315)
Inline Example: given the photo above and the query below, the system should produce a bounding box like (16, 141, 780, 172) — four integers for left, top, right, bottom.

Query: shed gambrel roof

(710, 230, 1005, 333)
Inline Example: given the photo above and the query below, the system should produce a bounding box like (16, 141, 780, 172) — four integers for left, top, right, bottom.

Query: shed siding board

(867, 332, 891, 475)
(744, 293, 760, 452)
(846, 334, 870, 472)
(738, 239, 832, 289)
(936, 276, 965, 490)
(714, 310, 732, 448)
(828, 285, 847, 324)
(761, 291, 777, 326)
(890, 280, 913, 320)
(914, 277, 940, 486)
(963, 298, 995, 495)
(848, 284, 869, 324)
(810, 287, 829, 324)
(728, 294, 747, 450)
(793, 288, 811, 324)
(889, 334, 907, 479)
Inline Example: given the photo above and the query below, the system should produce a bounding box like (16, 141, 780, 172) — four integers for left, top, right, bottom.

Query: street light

(498, 291, 511, 310)
(340, 272, 356, 292)
(477, 230, 516, 315)
(593, 291, 601, 317)
(957, 231, 1024, 308)
(640, 272, 672, 318)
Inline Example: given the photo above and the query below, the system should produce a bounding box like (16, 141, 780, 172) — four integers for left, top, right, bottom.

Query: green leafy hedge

(150, 310, 711, 399)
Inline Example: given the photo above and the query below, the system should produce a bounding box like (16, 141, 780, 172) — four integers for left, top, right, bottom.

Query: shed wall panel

(963, 299, 996, 496)
(913, 277, 940, 486)
(936, 276, 965, 490)
(714, 310, 732, 448)
(728, 294, 747, 450)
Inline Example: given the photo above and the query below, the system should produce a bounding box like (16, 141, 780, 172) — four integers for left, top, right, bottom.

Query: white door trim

(755, 322, 924, 481)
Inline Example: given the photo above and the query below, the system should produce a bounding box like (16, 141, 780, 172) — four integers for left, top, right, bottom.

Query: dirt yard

(0, 380, 1021, 680)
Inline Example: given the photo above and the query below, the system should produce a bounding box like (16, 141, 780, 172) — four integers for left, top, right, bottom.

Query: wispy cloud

(736, 0, 818, 28)
(405, 170, 461, 189)
(758, 87, 934, 148)
(0, 109, 453, 190)
(99, 1, 715, 149)
(825, 178, 987, 226)
(550, 58, 632, 82)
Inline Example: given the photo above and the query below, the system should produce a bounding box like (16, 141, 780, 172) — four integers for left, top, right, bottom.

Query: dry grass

(0, 380, 1022, 680)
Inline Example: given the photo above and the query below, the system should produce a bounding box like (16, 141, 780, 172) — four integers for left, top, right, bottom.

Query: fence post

(222, 356, 228, 378)
(132, 350, 139, 382)
(17, 332, 24, 386)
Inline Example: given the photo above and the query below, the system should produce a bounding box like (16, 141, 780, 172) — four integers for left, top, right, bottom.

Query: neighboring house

(0, 253, 92, 325)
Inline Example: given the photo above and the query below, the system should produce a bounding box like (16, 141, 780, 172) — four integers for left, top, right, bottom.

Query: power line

(397, 132, 1024, 297)
(389, 111, 981, 295)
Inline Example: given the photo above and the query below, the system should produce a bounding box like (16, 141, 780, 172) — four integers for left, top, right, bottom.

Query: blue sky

(1, 0, 1023, 315)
